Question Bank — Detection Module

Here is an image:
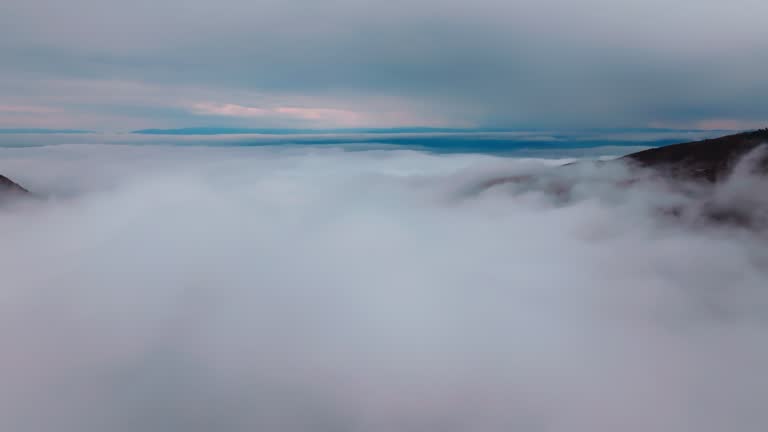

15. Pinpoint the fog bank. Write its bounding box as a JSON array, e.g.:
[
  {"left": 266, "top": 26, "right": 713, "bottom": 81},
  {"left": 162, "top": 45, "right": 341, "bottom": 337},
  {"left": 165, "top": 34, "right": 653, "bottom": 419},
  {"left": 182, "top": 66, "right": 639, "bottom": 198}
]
[{"left": 1, "top": 144, "right": 767, "bottom": 432}]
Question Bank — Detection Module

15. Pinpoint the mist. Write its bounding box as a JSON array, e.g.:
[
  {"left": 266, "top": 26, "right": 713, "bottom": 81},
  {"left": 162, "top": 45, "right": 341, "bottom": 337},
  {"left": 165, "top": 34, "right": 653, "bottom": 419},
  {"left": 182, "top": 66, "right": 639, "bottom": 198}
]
[{"left": 1, "top": 144, "right": 768, "bottom": 432}]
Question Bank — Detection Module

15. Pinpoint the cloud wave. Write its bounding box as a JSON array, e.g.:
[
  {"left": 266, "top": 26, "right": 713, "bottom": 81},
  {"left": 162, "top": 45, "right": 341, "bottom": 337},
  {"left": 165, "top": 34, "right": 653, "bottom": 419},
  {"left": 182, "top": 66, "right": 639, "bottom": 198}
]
[{"left": 1, "top": 144, "right": 768, "bottom": 431}]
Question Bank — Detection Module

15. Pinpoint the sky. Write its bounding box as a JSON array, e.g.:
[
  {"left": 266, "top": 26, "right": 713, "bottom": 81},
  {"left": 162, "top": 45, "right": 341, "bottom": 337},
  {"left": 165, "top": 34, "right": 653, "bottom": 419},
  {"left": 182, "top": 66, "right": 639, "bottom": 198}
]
[
  {"left": 5, "top": 3, "right": 768, "bottom": 428},
  {"left": 2, "top": 0, "right": 768, "bottom": 130}
]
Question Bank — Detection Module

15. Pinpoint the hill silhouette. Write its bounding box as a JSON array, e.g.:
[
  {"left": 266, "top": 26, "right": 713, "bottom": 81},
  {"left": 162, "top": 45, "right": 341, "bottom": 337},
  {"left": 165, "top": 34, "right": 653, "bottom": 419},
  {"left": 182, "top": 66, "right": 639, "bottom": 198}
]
[
  {"left": 0, "top": 174, "right": 30, "bottom": 203},
  {"left": 475, "top": 129, "right": 768, "bottom": 227},
  {"left": 622, "top": 128, "right": 768, "bottom": 181}
]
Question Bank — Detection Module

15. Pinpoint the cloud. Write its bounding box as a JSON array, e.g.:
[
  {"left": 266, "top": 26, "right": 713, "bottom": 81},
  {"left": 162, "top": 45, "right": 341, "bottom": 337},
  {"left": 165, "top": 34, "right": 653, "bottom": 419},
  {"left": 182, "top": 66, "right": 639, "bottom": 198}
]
[
  {"left": 0, "top": 105, "right": 67, "bottom": 128},
  {"left": 0, "top": 105, "right": 60, "bottom": 114},
  {"left": 0, "top": 77, "right": 463, "bottom": 129},
  {"left": 1, "top": 0, "right": 767, "bottom": 128},
  {"left": 190, "top": 103, "right": 270, "bottom": 117},
  {"left": 649, "top": 119, "right": 768, "bottom": 132},
  {"left": 190, "top": 102, "right": 364, "bottom": 126},
  {"left": 1, "top": 143, "right": 768, "bottom": 431}
]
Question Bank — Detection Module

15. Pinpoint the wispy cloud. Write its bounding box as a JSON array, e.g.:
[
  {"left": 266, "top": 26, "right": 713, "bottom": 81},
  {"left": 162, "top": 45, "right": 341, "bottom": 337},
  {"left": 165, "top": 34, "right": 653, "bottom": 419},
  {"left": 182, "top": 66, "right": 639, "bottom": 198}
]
[
  {"left": 649, "top": 119, "right": 768, "bottom": 131},
  {"left": 190, "top": 102, "right": 363, "bottom": 126},
  {"left": 0, "top": 105, "right": 60, "bottom": 114}
]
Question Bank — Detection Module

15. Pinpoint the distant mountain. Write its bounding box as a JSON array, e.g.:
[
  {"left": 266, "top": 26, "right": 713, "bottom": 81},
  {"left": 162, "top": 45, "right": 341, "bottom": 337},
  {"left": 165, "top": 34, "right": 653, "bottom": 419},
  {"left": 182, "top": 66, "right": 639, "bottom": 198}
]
[
  {"left": 622, "top": 128, "right": 768, "bottom": 182},
  {"left": 478, "top": 129, "right": 768, "bottom": 227},
  {"left": 482, "top": 129, "right": 768, "bottom": 185}
]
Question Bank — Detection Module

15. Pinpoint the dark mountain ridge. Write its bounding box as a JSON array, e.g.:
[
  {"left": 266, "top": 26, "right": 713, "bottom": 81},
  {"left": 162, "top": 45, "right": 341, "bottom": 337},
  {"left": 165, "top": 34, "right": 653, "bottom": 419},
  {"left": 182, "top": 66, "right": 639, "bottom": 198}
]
[
  {"left": 477, "top": 129, "right": 768, "bottom": 228},
  {"left": 479, "top": 129, "right": 768, "bottom": 189},
  {"left": 622, "top": 128, "right": 768, "bottom": 182},
  {"left": 2, "top": 129, "right": 767, "bottom": 224},
  {"left": 0, "top": 174, "right": 30, "bottom": 205}
]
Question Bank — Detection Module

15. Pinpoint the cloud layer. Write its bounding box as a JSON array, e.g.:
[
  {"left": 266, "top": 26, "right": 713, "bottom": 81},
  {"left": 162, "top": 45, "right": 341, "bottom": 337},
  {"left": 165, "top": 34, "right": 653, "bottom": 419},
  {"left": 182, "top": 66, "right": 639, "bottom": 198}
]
[
  {"left": 1, "top": 144, "right": 768, "bottom": 431},
  {"left": 1, "top": 0, "right": 768, "bottom": 129}
]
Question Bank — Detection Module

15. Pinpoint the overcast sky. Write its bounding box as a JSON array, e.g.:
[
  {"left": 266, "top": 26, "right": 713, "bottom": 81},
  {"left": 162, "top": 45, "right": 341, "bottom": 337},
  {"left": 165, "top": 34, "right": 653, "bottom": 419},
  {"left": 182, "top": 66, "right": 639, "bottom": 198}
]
[{"left": 2, "top": 0, "right": 768, "bottom": 130}]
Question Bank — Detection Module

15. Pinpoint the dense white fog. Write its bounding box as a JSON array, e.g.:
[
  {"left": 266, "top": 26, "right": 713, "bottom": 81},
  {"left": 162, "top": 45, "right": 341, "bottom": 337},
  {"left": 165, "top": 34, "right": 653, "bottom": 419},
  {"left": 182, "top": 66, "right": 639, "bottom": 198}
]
[{"left": 1, "top": 144, "right": 768, "bottom": 432}]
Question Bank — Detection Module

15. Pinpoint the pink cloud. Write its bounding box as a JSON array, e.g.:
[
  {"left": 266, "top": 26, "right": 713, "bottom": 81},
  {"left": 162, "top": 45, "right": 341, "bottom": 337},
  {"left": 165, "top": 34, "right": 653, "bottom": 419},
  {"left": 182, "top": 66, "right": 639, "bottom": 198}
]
[
  {"left": 0, "top": 105, "right": 61, "bottom": 114},
  {"left": 188, "top": 101, "right": 469, "bottom": 128},
  {"left": 190, "top": 103, "right": 270, "bottom": 118},
  {"left": 190, "top": 102, "right": 363, "bottom": 126},
  {"left": 274, "top": 107, "right": 362, "bottom": 124}
]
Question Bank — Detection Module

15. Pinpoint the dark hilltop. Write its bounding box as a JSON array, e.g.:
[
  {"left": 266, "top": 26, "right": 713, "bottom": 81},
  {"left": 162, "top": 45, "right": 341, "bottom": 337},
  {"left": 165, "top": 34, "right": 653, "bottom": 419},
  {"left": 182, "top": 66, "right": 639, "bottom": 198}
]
[
  {"left": 478, "top": 129, "right": 768, "bottom": 189},
  {"left": 477, "top": 129, "right": 768, "bottom": 228},
  {"left": 0, "top": 174, "right": 29, "bottom": 203},
  {"left": 622, "top": 128, "right": 768, "bottom": 182}
]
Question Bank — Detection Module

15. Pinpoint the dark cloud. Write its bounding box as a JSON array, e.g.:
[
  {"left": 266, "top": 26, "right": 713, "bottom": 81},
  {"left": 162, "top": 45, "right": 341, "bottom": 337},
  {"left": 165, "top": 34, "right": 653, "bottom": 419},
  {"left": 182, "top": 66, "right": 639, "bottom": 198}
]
[{"left": 1, "top": 0, "right": 767, "bottom": 128}]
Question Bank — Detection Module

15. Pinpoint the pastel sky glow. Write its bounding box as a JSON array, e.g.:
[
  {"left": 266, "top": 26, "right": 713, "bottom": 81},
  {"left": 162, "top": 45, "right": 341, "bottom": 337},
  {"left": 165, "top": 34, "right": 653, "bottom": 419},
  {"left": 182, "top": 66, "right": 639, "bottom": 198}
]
[{"left": 1, "top": 0, "right": 767, "bottom": 130}]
